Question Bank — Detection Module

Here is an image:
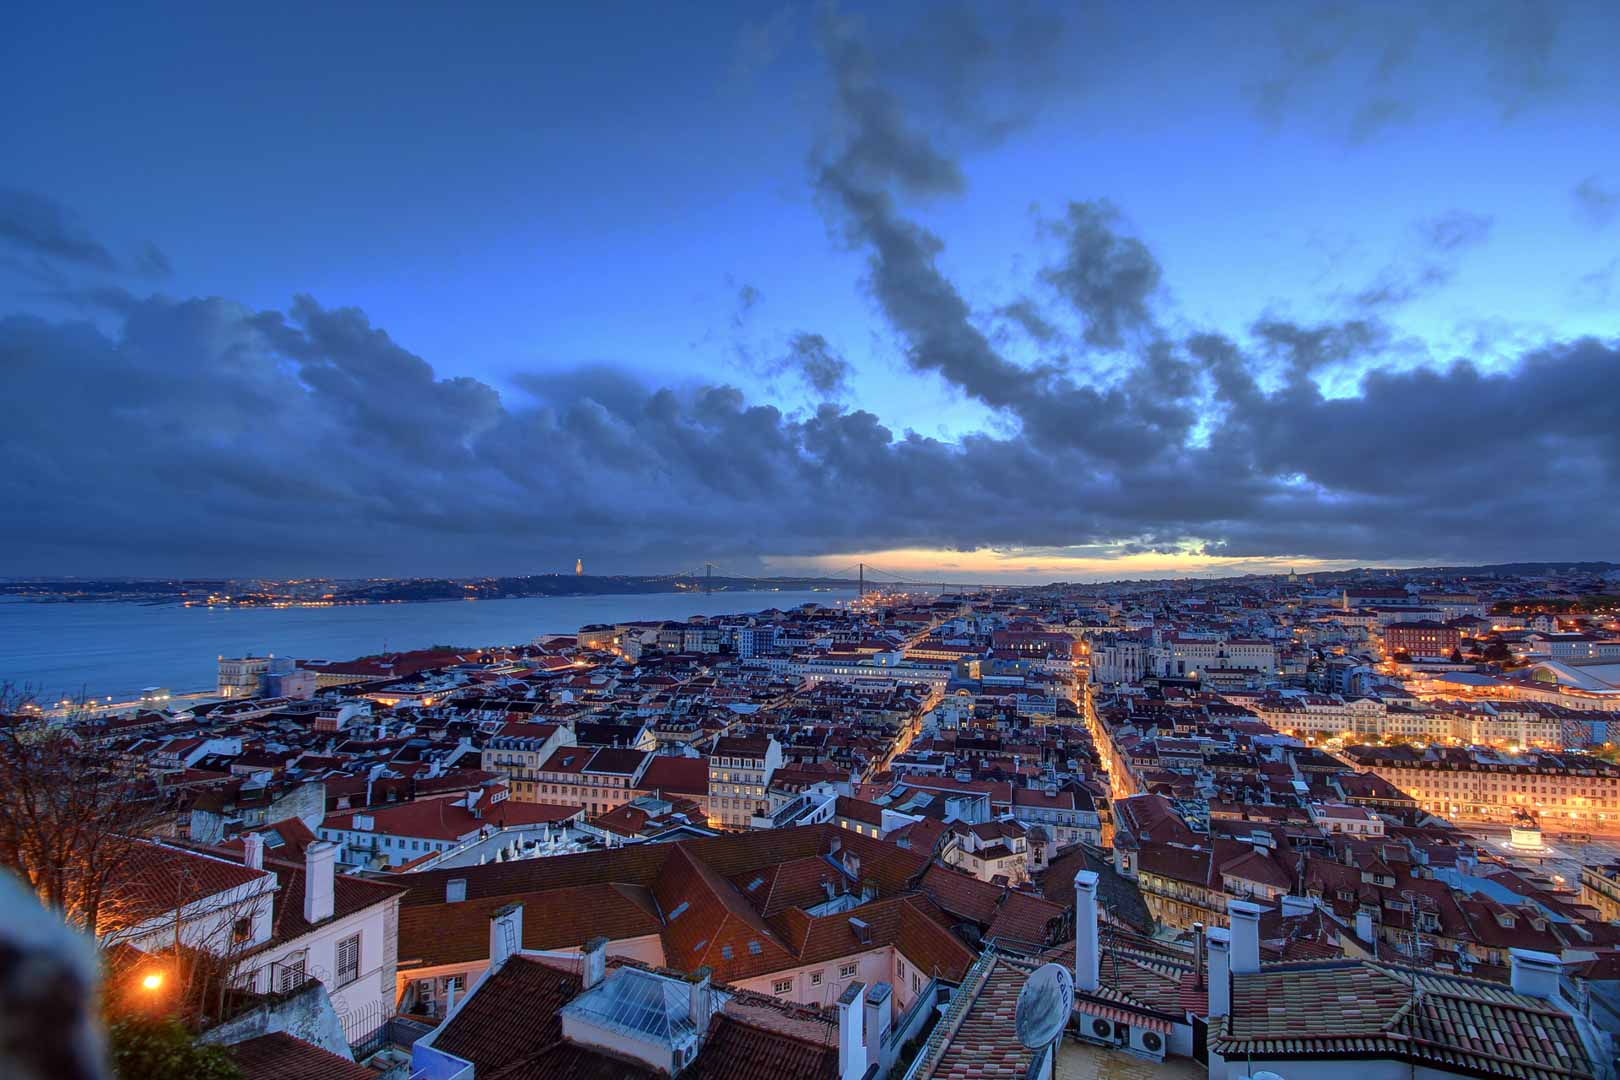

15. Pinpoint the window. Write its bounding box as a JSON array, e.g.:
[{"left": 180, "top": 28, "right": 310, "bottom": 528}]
[
  {"left": 233, "top": 917, "right": 253, "bottom": 944},
  {"left": 773, "top": 978, "right": 794, "bottom": 995},
  {"left": 336, "top": 933, "right": 360, "bottom": 986},
  {"left": 840, "top": 963, "right": 857, "bottom": 978},
  {"left": 912, "top": 972, "right": 921, "bottom": 992},
  {"left": 278, "top": 955, "right": 306, "bottom": 992},
  {"left": 810, "top": 970, "right": 823, "bottom": 986}
]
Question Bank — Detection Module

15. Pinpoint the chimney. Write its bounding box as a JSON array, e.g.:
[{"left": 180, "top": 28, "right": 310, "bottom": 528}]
[
  {"left": 583, "top": 935, "right": 608, "bottom": 990},
  {"left": 864, "top": 981, "right": 893, "bottom": 1071},
  {"left": 837, "top": 980, "right": 867, "bottom": 1080},
  {"left": 688, "top": 966, "right": 713, "bottom": 1032},
  {"left": 1074, "top": 869, "right": 1100, "bottom": 992},
  {"left": 489, "top": 901, "right": 523, "bottom": 971},
  {"left": 242, "top": 833, "right": 264, "bottom": 870},
  {"left": 1228, "top": 898, "right": 1263, "bottom": 975},
  {"left": 1206, "top": 927, "right": 1231, "bottom": 1018},
  {"left": 303, "top": 841, "right": 336, "bottom": 924},
  {"left": 1510, "top": 948, "right": 1563, "bottom": 1001},
  {"left": 1192, "top": 922, "right": 1206, "bottom": 990}
]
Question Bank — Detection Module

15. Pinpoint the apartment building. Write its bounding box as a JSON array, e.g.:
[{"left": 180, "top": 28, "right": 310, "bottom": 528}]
[
  {"left": 708, "top": 735, "right": 782, "bottom": 830},
  {"left": 480, "top": 721, "right": 575, "bottom": 802},
  {"left": 1342, "top": 744, "right": 1620, "bottom": 829}
]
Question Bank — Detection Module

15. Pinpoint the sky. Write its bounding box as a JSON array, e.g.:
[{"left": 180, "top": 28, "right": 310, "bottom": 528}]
[{"left": 2, "top": 1, "right": 1619, "bottom": 583}]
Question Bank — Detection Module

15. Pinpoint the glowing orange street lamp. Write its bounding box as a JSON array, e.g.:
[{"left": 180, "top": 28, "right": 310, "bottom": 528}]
[{"left": 141, "top": 972, "right": 164, "bottom": 992}]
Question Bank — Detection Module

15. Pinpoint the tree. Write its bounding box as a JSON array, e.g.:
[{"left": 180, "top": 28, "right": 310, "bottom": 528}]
[
  {"left": 0, "top": 684, "right": 167, "bottom": 937},
  {"left": 105, "top": 1017, "right": 239, "bottom": 1080}
]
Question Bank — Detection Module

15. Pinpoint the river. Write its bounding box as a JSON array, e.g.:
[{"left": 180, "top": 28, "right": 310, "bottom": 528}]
[{"left": 0, "top": 589, "right": 856, "bottom": 703}]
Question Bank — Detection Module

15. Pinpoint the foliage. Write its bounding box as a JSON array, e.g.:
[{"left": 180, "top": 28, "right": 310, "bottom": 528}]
[{"left": 105, "top": 1017, "right": 239, "bottom": 1080}]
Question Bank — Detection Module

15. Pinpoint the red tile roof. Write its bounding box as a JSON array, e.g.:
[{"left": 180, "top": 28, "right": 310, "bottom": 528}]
[
  {"left": 322, "top": 793, "right": 577, "bottom": 842},
  {"left": 100, "top": 840, "right": 272, "bottom": 933},
  {"left": 1216, "top": 960, "right": 1598, "bottom": 1080},
  {"left": 228, "top": 1032, "right": 374, "bottom": 1080},
  {"left": 397, "top": 883, "right": 662, "bottom": 969}
]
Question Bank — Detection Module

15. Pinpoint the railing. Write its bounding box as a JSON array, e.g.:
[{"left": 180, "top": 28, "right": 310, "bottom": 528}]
[
  {"left": 886, "top": 975, "right": 948, "bottom": 1066},
  {"left": 903, "top": 951, "right": 995, "bottom": 1080}
]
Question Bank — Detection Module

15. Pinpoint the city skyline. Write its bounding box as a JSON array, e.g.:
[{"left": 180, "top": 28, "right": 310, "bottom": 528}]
[{"left": 5, "top": 3, "right": 1620, "bottom": 580}]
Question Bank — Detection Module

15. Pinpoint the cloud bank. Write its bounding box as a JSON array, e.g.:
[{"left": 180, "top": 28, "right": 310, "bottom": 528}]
[{"left": 3, "top": 4, "right": 1617, "bottom": 578}]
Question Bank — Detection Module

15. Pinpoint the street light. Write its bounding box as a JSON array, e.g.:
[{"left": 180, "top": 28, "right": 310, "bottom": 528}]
[{"left": 141, "top": 972, "right": 163, "bottom": 992}]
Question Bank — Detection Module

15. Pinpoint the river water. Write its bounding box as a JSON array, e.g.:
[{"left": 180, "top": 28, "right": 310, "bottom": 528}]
[{"left": 0, "top": 589, "right": 855, "bottom": 702}]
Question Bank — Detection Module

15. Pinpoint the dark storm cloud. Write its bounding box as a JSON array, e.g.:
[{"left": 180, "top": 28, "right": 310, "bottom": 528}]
[
  {"left": 995, "top": 299, "right": 1059, "bottom": 344},
  {"left": 1575, "top": 176, "right": 1620, "bottom": 227},
  {"left": 1245, "top": 1, "right": 1587, "bottom": 142},
  {"left": 1352, "top": 211, "right": 1494, "bottom": 310},
  {"left": 778, "top": 332, "right": 852, "bottom": 398},
  {"left": 0, "top": 188, "right": 119, "bottom": 271},
  {"left": 0, "top": 188, "right": 173, "bottom": 280},
  {"left": 1039, "top": 201, "right": 1162, "bottom": 349},
  {"left": 4, "top": 286, "right": 1619, "bottom": 575}
]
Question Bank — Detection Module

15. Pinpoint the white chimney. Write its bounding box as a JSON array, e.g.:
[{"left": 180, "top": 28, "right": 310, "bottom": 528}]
[
  {"left": 303, "top": 841, "right": 336, "bottom": 924},
  {"left": 1355, "top": 909, "right": 1375, "bottom": 947},
  {"left": 1228, "top": 898, "right": 1264, "bottom": 975},
  {"left": 241, "top": 833, "right": 264, "bottom": 870},
  {"left": 863, "top": 981, "right": 893, "bottom": 1072},
  {"left": 583, "top": 935, "right": 607, "bottom": 990},
  {"left": 489, "top": 901, "right": 523, "bottom": 971},
  {"left": 1510, "top": 948, "right": 1563, "bottom": 1000},
  {"left": 1074, "top": 869, "right": 1101, "bottom": 992},
  {"left": 688, "top": 966, "right": 712, "bottom": 1032},
  {"left": 1206, "top": 927, "right": 1231, "bottom": 1018},
  {"left": 837, "top": 981, "right": 867, "bottom": 1080},
  {"left": 1193, "top": 922, "right": 1205, "bottom": 990}
]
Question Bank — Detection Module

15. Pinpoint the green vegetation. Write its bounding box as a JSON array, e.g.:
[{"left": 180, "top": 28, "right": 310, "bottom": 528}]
[{"left": 106, "top": 1017, "right": 239, "bottom": 1080}]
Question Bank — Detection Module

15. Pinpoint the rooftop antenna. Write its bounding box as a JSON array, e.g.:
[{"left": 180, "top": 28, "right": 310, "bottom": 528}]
[{"left": 1015, "top": 962, "right": 1074, "bottom": 1062}]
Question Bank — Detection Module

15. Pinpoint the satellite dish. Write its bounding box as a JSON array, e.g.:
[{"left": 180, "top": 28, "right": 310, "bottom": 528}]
[{"left": 1014, "top": 962, "right": 1074, "bottom": 1049}]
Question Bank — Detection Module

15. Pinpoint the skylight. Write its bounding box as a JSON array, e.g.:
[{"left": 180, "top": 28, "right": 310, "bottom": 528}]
[
  {"left": 562, "top": 968, "right": 697, "bottom": 1044},
  {"left": 667, "top": 901, "right": 689, "bottom": 921},
  {"left": 747, "top": 940, "right": 762, "bottom": 955}
]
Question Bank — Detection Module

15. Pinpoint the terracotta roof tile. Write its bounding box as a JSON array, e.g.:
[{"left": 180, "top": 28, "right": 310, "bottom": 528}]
[{"left": 228, "top": 1032, "right": 373, "bottom": 1080}]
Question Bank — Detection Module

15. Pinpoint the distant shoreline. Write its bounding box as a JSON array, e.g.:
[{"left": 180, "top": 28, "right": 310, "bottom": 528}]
[{"left": 0, "top": 576, "right": 876, "bottom": 609}]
